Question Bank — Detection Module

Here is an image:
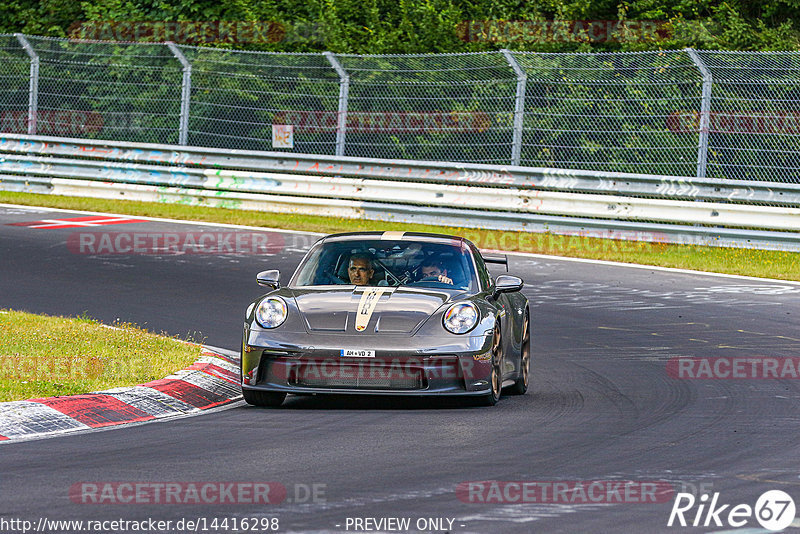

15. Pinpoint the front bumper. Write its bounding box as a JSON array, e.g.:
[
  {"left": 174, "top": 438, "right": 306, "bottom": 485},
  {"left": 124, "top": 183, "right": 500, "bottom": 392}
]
[{"left": 242, "top": 326, "right": 494, "bottom": 396}]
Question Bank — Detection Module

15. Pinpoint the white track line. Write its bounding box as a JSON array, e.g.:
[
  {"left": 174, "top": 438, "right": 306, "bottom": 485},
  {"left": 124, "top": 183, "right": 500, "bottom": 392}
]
[
  {"left": 2, "top": 202, "right": 797, "bottom": 285},
  {"left": 0, "top": 202, "right": 326, "bottom": 236},
  {"left": 485, "top": 249, "right": 800, "bottom": 286}
]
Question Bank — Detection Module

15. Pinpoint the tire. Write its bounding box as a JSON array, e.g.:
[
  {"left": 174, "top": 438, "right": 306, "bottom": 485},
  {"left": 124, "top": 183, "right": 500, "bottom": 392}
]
[
  {"left": 480, "top": 324, "right": 503, "bottom": 406},
  {"left": 508, "top": 311, "right": 530, "bottom": 396},
  {"left": 242, "top": 388, "right": 286, "bottom": 407}
]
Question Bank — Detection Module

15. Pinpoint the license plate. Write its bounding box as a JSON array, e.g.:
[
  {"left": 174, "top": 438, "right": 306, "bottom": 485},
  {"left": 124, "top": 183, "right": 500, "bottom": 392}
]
[{"left": 340, "top": 349, "right": 375, "bottom": 358}]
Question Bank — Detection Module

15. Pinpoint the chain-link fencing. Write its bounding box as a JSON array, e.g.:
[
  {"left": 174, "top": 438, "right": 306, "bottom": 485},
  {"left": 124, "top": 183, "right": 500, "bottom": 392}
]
[{"left": 0, "top": 34, "right": 798, "bottom": 182}]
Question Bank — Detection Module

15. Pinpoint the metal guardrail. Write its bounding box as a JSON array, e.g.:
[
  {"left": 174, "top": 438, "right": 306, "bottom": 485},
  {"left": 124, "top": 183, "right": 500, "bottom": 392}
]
[
  {"left": 3, "top": 134, "right": 800, "bottom": 204},
  {"left": 0, "top": 133, "right": 798, "bottom": 251}
]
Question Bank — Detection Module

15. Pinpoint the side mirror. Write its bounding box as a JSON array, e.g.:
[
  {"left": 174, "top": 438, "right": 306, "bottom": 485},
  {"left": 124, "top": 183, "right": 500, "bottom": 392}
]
[
  {"left": 493, "top": 275, "right": 523, "bottom": 297},
  {"left": 256, "top": 269, "right": 280, "bottom": 290}
]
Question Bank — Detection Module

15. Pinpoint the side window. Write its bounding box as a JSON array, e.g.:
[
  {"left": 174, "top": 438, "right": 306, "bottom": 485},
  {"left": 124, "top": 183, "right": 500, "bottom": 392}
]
[
  {"left": 469, "top": 244, "right": 491, "bottom": 291},
  {"left": 292, "top": 245, "right": 323, "bottom": 286}
]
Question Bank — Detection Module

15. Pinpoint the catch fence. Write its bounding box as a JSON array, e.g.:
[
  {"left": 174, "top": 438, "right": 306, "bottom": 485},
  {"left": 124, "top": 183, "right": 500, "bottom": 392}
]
[{"left": 1, "top": 34, "right": 798, "bottom": 182}]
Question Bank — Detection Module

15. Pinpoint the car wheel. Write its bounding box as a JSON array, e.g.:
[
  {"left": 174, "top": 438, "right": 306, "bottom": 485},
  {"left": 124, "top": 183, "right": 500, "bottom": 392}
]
[
  {"left": 508, "top": 311, "right": 530, "bottom": 395},
  {"left": 243, "top": 388, "right": 286, "bottom": 407},
  {"left": 481, "top": 324, "right": 503, "bottom": 406}
]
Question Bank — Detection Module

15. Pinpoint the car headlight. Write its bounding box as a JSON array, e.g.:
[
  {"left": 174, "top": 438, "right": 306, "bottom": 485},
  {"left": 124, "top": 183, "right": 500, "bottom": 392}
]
[
  {"left": 254, "top": 297, "right": 288, "bottom": 329},
  {"left": 443, "top": 302, "right": 479, "bottom": 334}
]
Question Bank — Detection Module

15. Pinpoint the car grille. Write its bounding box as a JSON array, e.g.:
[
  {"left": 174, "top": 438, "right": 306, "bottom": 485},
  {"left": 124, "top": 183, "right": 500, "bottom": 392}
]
[{"left": 291, "top": 361, "right": 424, "bottom": 390}]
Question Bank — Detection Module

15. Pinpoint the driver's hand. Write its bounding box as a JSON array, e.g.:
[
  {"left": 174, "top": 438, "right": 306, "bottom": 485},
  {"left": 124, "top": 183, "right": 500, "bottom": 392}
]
[{"left": 438, "top": 275, "right": 453, "bottom": 285}]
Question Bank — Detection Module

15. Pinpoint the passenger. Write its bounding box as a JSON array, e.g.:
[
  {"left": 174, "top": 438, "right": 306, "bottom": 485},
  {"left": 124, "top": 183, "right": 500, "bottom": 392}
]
[{"left": 418, "top": 259, "right": 453, "bottom": 285}]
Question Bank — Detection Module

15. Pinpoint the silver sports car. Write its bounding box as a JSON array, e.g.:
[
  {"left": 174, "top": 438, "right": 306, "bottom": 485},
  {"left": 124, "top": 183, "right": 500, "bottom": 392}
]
[{"left": 241, "top": 231, "right": 530, "bottom": 407}]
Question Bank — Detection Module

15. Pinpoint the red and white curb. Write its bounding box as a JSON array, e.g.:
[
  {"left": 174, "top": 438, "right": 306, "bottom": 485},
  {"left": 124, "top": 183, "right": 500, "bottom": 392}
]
[{"left": 0, "top": 346, "right": 241, "bottom": 443}]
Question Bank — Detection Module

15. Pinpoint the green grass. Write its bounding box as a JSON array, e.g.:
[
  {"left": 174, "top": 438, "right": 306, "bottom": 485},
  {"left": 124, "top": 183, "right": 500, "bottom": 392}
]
[
  {"left": 1, "top": 190, "right": 799, "bottom": 281},
  {"left": 0, "top": 309, "right": 202, "bottom": 402}
]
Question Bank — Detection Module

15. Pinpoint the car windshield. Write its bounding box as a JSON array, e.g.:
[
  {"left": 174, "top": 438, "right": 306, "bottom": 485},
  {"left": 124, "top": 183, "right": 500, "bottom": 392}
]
[{"left": 291, "top": 239, "right": 477, "bottom": 291}]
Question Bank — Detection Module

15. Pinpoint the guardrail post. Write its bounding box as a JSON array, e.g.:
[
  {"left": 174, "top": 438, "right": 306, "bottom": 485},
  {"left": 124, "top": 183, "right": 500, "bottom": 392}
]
[
  {"left": 15, "top": 34, "right": 39, "bottom": 136},
  {"left": 686, "top": 48, "right": 712, "bottom": 179},
  {"left": 501, "top": 49, "right": 527, "bottom": 167},
  {"left": 166, "top": 42, "right": 192, "bottom": 146},
  {"left": 324, "top": 52, "right": 349, "bottom": 157}
]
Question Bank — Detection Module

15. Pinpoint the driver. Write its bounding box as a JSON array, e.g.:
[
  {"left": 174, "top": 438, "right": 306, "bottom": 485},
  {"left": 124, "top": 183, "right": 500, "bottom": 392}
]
[
  {"left": 418, "top": 259, "right": 453, "bottom": 285},
  {"left": 348, "top": 253, "right": 375, "bottom": 286}
]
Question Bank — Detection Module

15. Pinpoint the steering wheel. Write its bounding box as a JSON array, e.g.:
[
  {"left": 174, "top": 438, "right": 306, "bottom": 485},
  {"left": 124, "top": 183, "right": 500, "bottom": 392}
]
[{"left": 407, "top": 276, "right": 456, "bottom": 288}]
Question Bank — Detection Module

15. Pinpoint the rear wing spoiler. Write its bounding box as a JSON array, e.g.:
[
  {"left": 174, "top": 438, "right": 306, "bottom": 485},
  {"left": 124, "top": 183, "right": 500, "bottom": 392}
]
[{"left": 482, "top": 254, "right": 509, "bottom": 272}]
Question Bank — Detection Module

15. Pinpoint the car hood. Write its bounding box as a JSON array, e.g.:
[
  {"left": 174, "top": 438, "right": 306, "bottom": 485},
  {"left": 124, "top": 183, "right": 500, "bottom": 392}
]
[{"left": 286, "top": 286, "right": 460, "bottom": 334}]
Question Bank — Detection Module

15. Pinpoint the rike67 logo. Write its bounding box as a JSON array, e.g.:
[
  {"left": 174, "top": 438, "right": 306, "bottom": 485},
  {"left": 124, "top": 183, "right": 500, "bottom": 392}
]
[{"left": 668, "top": 490, "right": 796, "bottom": 531}]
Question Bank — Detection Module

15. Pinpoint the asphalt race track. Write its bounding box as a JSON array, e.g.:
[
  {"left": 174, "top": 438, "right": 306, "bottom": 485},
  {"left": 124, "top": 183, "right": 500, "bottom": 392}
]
[{"left": 1, "top": 203, "right": 800, "bottom": 533}]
